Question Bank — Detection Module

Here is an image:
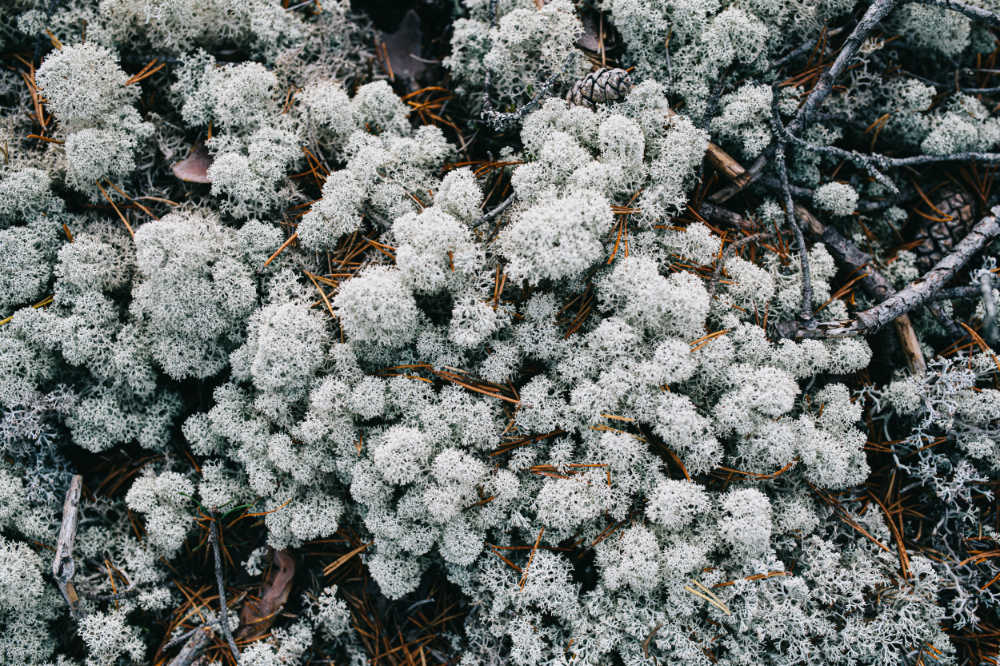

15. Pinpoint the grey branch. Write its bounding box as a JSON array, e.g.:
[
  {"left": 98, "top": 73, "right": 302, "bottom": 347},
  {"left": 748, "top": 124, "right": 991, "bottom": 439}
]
[
  {"left": 473, "top": 194, "right": 515, "bottom": 228},
  {"left": 53, "top": 474, "right": 83, "bottom": 618},
  {"left": 773, "top": 132, "right": 815, "bottom": 325},
  {"left": 981, "top": 271, "right": 999, "bottom": 348},
  {"left": 698, "top": 201, "right": 760, "bottom": 231},
  {"left": 910, "top": 0, "right": 1000, "bottom": 29},
  {"left": 776, "top": 209, "right": 1000, "bottom": 340},
  {"left": 787, "top": 0, "right": 900, "bottom": 136},
  {"left": 210, "top": 515, "right": 241, "bottom": 664},
  {"left": 791, "top": 204, "right": 927, "bottom": 374},
  {"left": 166, "top": 626, "right": 214, "bottom": 666},
  {"left": 699, "top": 121, "right": 928, "bottom": 373}
]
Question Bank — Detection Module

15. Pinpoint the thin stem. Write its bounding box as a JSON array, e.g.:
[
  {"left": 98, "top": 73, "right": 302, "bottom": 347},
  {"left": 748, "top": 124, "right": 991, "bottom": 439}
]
[{"left": 210, "top": 515, "right": 240, "bottom": 664}]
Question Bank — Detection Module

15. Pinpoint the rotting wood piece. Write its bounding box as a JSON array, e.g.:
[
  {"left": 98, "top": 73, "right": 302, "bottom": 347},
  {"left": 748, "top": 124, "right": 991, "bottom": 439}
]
[{"left": 53, "top": 474, "right": 83, "bottom": 618}]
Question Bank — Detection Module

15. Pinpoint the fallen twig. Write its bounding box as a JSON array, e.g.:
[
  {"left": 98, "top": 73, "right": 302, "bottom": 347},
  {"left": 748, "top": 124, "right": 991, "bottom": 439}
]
[
  {"left": 772, "top": 114, "right": 815, "bottom": 326},
  {"left": 473, "top": 194, "right": 515, "bottom": 228},
  {"left": 209, "top": 515, "right": 241, "bottom": 664},
  {"left": 53, "top": 474, "right": 83, "bottom": 618},
  {"left": 776, "top": 209, "right": 1000, "bottom": 340},
  {"left": 166, "top": 626, "right": 214, "bottom": 666},
  {"left": 711, "top": 0, "right": 900, "bottom": 203}
]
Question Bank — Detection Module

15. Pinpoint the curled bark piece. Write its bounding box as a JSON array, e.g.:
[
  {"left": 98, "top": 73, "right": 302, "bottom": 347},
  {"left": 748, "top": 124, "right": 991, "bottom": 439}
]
[{"left": 52, "top": 474, "right": 83, "bottom": 618}]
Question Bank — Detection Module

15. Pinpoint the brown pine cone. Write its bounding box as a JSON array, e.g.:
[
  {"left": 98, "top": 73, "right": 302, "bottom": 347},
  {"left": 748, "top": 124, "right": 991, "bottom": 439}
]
[
  {"left": 566, "top": 67, "right": 633, "bottom": 109},
  {"left": 912, "top": 185, "right": 978, "bottom": 272}
]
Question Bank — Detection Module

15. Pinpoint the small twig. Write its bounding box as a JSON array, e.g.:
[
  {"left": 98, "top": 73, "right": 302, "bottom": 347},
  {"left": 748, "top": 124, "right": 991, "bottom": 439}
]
[
  {"left": 697, "top": 201, "right": 760, "bottom": 231},
  {"left": 771, "top": 107, "right": 898, "bottom": 194},
  {"left": 53, "top": 474, "right": 83, "bottom": 618},
  {"left": 910, "top": 0, "right": 1000, "bottom": 29},
  {"left": 793, "top": 204, "right": 927, "bottom": 373},
  {"left": 480, "top": 0, "right": 576, "bottom": 131},
  {"left": 209, "top": 514, "right": 240, "bottom": 664},
  {"left": 473, "top": 194, "right": 515, "bottom": 228},
  {"left": 711, "top": 0, "right": 900, "bottom": 203},
  {"left": 981, "top": 271, "right": 999, "bottom": 348},
  {"left": 772, "top": 126, "right": 814, "bottom": 326},
  {"left": 166, "top": 626, "right": 214, "bottom": 666},
  {"left": 86, "top": 584, "right": 143, "bottom": 602},
  {"left": 776, "top": 209, "right": 1000, "bottom": 340}
]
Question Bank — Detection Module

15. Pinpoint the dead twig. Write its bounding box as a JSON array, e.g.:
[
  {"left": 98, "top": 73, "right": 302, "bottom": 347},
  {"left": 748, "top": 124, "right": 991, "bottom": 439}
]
[
  {"left": 911, "top": 0, "right": 1000, "bottom": 29},
  {"left": 53, "top": 474, "right": 83, "bottom": 618},
  {"left": 166, "top": 626, "right": 214, "bottom": 666},
  {"left": 776, "top": 209, "right": 1000, "bottom": 340},
  {"left": 209, "top": 515, "right": 241, "bottom": 663},
  {"left": 480, "top": 0, "right": 576, "bottom": 131},
  {"left": 711, "top": 0, "right": 900, "bottom": 203},
  {"left": 472, "top": 194, "right": 515, "bottom": 228},
  {"left": 772, "top": 121, "right": 815, "bottom": 326}
]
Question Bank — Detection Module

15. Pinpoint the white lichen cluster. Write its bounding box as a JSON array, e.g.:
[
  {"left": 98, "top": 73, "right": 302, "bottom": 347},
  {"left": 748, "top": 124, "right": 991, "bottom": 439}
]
[{"left": 0, "top": 0, "right": 998, "bottom": 664}]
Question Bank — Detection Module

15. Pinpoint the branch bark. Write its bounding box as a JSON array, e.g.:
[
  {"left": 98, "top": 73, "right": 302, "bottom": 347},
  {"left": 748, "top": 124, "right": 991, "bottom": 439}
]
[
  {"left": 52, "top": 474, "right": 83, "bottom": 618},
  {"left": 711, "top": 0, "right": 900, "bottom": 203},
  {"left": 166, "top": 626, "right": 213, "bottom": 666},
  {"left": 776, "top": 209, "right": 1000, "bottom": 341},
  {"left": 791, "top": 205, "right": 928, "bottom": 374},
  {"left": 910, "top": 0, "right": 1000, "bottom": 29},
  {"left": 209, "top": 516, "right": 241, "bottom": 664}
]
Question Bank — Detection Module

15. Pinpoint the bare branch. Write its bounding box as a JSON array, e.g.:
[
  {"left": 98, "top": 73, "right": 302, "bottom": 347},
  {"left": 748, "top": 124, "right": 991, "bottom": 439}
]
[
  {"left": 711, "top": 0, "right": 900, "bottom": 203},
  {"left": 53, "top": 474, "right": 83, "bottom": 618},
  {"left": 698, "top": 201, "right": 760, "bottom": 231},
  {"left": 773, "top": 127, "right": 815, "bottom": 325},
  {"left": 166, "top": 626, "right": 213, "bottom": 666},
  {"left": 473, "top": 194, "right": 515, "bottom": 228},
  {"left": 909, "top": 0, "right": 1000, "bottom": 29},
  {"left": 209, "top": 515, "right": 241, "bottom": 664},
  {"left": 776, "top": 209, "right": 1000, "bottom": 340}
]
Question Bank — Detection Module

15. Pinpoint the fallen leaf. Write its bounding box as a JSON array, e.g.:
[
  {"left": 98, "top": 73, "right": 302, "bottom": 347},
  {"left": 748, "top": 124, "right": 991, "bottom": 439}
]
[
  {"left": 236, "top": 549, "right": 295, "bottom": 641},
  {"left": 172, "top": 143, "right": 212, "bottom": 183}
]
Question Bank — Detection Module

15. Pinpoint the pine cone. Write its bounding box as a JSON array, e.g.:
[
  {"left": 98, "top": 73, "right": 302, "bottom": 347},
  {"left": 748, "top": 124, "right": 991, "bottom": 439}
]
[
  {"left": 566, "top": 68, "right": 633, "bottom": 109},
  {"left": 912, "top": 185, "right": 978, "bottom": 272}
]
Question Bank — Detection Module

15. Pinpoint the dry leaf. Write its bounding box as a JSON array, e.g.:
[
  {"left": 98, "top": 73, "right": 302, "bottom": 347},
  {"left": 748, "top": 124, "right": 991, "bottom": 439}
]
[
  {"left": 236, "top": 549, "right": 295, "bottom": 641},
  {"left": 172, "top": 143, "right": 212, "bottom": 183}
]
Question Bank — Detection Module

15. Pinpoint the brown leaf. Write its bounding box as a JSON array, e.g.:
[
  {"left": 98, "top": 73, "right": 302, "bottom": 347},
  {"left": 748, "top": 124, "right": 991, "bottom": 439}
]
[
  {"left": 172, "top": 143, "right": 212, "bottom": 183},
  {"left": 236, "top": 549, "right": 295, "bottom": 641}
]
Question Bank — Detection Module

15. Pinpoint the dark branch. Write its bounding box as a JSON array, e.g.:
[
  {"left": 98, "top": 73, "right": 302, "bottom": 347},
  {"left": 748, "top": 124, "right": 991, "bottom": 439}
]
[
  {"left": 210, "top": 515, "right": 241, "bottom": 664},
  {"left": 910, "top": 0, "right": 1000, "bottom": 29},
  {"left": 772, "top": 111, "right": 815, "bottom": 325},
  {"left": 711, "top": 0, "right": 900, "bottom": 203}
]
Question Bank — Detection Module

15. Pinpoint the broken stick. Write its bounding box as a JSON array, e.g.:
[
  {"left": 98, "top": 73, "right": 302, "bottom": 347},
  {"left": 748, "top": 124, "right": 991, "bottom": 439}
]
[{"left": 53, "top": 474, "right": 83, "bottom": 618}]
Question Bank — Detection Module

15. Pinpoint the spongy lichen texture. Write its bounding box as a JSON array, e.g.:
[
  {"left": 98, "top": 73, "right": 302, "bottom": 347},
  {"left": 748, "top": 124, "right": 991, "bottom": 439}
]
[{"left": 0, "top": 0, "right": 999, "bottom": 665}]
